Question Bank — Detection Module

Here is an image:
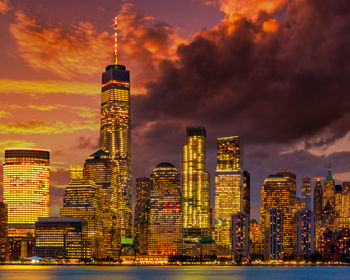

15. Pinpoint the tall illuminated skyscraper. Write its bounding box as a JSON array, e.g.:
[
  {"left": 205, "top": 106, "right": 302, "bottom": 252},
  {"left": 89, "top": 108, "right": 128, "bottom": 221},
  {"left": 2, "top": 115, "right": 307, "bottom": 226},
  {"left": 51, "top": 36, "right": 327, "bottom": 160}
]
[
  {"left": 296, "top": 209, "right": 315, "bottom": 255},
  {"left": 99, "top": 16, "right": 132, "bottom": 242},
  {"left": 260, "top": 173, "right": 295, "bottom": 258},
  {"left": 60, "top": 178, "right": 103, "bottom": 259},
  {"left": 335, "top": 185, "right": 342, "bottom": 217},
  {"left": 148, "top": 163, "right": 182, "bottom": 255},
  {"left": 215, "top": 136, "right": 243, "bottom": 256},
  {"left": 314, "top": 177, "right": 323, "bottom": 219},
  {"left": 3, "top": 149, "right": 50, "bottom": 236},
  {"left": 182, "top": 127, "right": 211, "bottom": 243},
  {"left": 243, "top": 171, "right": 250, "bottom": 215},
  {"left": 324, "top": 168, "right": 335, "bottom": 213},
  {"left": 301, "top": 177, "right": 312, "bottom": 210},
  {"left": 341, "top": 182, "right": 350, "bottom": 218},
  {"left": 135, "top": 177, "right": 152, "bottom": 255}
]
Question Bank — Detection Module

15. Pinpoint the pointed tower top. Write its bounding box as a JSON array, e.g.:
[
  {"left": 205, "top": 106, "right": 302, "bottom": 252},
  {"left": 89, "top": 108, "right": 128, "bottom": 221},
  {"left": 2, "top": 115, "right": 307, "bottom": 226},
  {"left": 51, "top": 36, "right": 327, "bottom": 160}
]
[
  {"left": 317, "top": 176, "right": 320, "bottom": 181},
  {"left": 325, "top": 167, "right": 334, "bottom": 182},
  {"left": 114, "top": 14, "right": 118, "bottom": 66}
]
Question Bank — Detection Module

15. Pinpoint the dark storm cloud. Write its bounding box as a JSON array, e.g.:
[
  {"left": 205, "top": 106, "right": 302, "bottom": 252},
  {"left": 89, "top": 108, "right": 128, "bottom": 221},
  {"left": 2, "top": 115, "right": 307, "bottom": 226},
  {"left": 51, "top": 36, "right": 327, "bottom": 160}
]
[
  {"left": 132, "top": 0, "right": 350, "bottom": 146},
  {"left": 73, "top": 136, "right": 99, "bottom": 150}
]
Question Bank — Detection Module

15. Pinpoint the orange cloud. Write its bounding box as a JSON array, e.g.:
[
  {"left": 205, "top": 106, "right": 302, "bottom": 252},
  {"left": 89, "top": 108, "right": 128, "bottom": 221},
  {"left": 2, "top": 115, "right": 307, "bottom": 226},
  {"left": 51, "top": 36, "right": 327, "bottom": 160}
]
[
  {"left": 0, "top": 120, "right": 98, "bottom": 134},
  {"left": 0, "top": 0, "right": 11, "bottom": 14},
  {"left": 0, "top": 79, "right": 99, "bottom": 96},
  {"left": 218, "top": 0, "right": 287, "bottom": 19},
  {"left": 10, "top": 11, "right": 111, "bottom": 80},
  {"left": 263, "top": 18, "right": 279, "bottom": 32}
]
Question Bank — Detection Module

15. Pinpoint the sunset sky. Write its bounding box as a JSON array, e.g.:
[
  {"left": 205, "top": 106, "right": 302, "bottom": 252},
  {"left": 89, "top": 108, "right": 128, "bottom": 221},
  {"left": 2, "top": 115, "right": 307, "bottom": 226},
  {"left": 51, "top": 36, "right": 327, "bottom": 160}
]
[{"left": 1, "top": 0, "right": 350, "bottom": 219}]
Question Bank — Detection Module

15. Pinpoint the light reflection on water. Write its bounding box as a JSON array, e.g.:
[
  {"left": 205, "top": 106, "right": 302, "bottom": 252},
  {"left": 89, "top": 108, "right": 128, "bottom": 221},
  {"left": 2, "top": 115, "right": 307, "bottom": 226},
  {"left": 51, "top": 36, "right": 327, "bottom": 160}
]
[{"left": 0, "top": 265, "right": 349, "bottom": 280}]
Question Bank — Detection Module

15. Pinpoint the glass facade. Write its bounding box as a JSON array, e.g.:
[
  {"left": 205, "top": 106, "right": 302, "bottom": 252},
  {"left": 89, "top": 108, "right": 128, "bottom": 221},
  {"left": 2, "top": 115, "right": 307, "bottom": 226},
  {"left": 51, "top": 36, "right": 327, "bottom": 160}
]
[
  {"left": 215, "top": 136, "right": 243, "bottom": 256},
  {"left": 301, "top": 177, "right": 312, "bottom": 210},
  {"left": 3, "top": 149, "right": 50, "bottom": 236},
  {"left": 148, "top": 163, "right": 182, "bottom": 255},
  {"left": 314, "top": 177, "right": 323, "bottom": 220},
  {"left": 342, "top": 182, "right": 350, "bottom": 218},
  {"left": 324, "top": 168, "right": 335, "bottom": 213},
  {"left": 59, "top": 179, "right": 103, "bottom": 259},
  {"left": 35, "top": 217, "right": 88, "bottom": 260},
  {"left": 135, "top": 177, "right": 152, "bottom": 255},
  {"left": 231, "top": 212, "right": 249, "bottom": 258},
  {"left": 296, "top": 209, "right": 315, "bottom": 255},
  {"left": 182, "top": 127, "right": 211, "bottom": 242},
  {"left": 100, "top": 64, "right": 132, "bottom": 243}
]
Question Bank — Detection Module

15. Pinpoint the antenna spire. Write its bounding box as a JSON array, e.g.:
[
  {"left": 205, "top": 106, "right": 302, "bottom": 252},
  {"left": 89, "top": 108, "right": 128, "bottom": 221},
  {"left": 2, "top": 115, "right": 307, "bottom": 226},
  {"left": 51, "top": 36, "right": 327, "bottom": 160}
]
[{"left": 114, "top": 14, "right": 118, "bottom": 65}]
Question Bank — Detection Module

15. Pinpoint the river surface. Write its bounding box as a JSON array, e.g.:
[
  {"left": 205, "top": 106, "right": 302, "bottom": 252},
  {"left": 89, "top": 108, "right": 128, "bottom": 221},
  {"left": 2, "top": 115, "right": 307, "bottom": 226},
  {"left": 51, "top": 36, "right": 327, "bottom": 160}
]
[{"left": 0, "top": 265, "right": 349, "bottom": 280}]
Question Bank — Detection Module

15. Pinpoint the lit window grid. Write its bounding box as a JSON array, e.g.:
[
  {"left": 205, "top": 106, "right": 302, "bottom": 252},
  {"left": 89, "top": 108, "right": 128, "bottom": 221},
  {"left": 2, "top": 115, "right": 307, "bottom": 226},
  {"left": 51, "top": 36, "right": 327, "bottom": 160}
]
[
  {"left": 3, "top": 161, "right": 49, "bottom": 225},
  {"left": 342, "top": 183, "right": 350, "bottom": 217}
]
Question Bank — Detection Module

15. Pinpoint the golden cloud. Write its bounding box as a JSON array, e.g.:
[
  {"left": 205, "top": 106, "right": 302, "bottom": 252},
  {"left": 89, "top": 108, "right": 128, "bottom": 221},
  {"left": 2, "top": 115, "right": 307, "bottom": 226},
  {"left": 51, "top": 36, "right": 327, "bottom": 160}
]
[
  {"left": 0, "top": 120, "right": 98, "bottom": 135},
  {"left": 10, "top": 11, "right": 111, "bottom": 79},
  {"left": 0, "top": 139, "right": 35, "bottom": 152},
  {"left": 0, "top": 79, "right": 99, "bottom": 96}
]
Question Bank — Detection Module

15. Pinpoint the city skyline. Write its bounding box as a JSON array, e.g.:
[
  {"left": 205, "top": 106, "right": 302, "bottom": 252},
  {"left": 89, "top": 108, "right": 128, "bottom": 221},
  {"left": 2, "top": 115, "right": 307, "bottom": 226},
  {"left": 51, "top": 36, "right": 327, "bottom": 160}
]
[{"left": 1, "top": 0, "right": 350, "bottom": 223}]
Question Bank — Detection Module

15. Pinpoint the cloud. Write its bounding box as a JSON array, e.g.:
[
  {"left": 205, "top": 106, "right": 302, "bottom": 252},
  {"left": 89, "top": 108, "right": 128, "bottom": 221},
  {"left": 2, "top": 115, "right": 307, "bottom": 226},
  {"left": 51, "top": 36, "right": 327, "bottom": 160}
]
[
  {"left": 0, "top": 0, "right": 11, "bottom": 15},
  {"left": 10, "top": 11, "right": 111, "bottom": 79},
  {"left": 0, "top": 79, "right": 99, "bottom": 96},
  {"left": 0, "top": 110, "right": 10, "bottom": 119},
  {"left": 0, "top": 120, "right": 98, "bottom": 134},
  {"left": 73, "top": 136, "right": 99, "bottom": 150},
  {"left": 0, "top": 139, "right": 35, "bottom": 153}
]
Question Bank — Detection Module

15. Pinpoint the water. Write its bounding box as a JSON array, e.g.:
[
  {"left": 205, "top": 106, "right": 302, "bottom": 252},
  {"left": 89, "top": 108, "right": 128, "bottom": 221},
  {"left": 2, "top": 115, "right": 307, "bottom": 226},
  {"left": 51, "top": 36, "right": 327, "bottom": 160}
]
[{"left": 0, "top": 265, "right": 349, "bottom": 280}]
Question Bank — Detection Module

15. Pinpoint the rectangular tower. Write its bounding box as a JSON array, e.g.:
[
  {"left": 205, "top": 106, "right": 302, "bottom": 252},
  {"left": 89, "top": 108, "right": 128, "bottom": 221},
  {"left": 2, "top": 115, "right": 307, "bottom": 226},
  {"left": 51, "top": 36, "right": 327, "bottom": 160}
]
[
  {"left": 215, "top": 136, "right": 243, "bottom": 256},
  {"left": 296, "top": 209, "right": 316, "bottom": 255},
  {"left": 182, "top": 127, "right": 211, "bottom": 243},
  {"left": 301, "top": 177, "right": 312, "bottom": 210}
]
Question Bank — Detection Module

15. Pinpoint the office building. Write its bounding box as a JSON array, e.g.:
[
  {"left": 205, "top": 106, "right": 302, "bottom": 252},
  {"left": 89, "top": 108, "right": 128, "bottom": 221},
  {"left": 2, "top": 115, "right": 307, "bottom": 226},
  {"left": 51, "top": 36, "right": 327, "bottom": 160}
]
[
  {"left": 0, "top": 202, "right": 8, "bottom": 260},
  {"left": 324, "top": 168, "right": 335, "bottom": 213},
  {"left": 269, "top": 209, "right": 284, "bottom": 260},
  {"left": 296, "top": 209, "right": 316, "bottom": 255},
  {"left": 341, "top": 182, "right": 350, "bottom": 218},
  {"left": 301, "top": 177, "right": 312, "bottom": 210},
  {"left": 314, "top": 177, "right": 323, "bottom": 220},
  {"left": 231, "top": 212, "right": 249, "bottom": 258},
  {"left": 243, "top": 171, "right": 250, "bottom": 215},
  {"left": 335, "top": 185, "right": 342, "bottom": 217}
]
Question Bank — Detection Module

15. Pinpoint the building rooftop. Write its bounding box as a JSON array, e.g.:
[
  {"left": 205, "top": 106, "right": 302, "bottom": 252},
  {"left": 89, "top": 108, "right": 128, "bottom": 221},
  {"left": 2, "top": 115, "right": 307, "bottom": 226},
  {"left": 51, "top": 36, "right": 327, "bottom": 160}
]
[
  {"left": 156, "top": 162, "right": 175, "bottom": 168},
  {"left": 325, "top": 168, "right": 334, "bottom": 182},
  {"left": 89, "top": 149, "right": 109, "bottom": 159}
]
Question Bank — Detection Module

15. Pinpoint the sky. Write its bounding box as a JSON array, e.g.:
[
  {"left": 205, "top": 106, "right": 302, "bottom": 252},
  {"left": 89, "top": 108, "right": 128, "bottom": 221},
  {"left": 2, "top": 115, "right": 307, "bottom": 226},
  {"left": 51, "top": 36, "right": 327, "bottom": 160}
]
[{"left": 1, "top": 0, "right": 350, "bottom": 220}]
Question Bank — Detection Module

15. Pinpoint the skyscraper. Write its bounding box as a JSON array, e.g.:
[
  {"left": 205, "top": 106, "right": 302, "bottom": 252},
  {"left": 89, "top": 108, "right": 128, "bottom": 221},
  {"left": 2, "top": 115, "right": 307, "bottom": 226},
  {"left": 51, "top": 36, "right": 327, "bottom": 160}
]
[
  {"left": 135, "top": 177, "right": 152, "bottom": 255},
  {"left": 335, "top": 185, "right": 342, "bottom": 217},
  {"left": 268, "top": 208, "right": 284, "bottom": 260},
  {"left": 341, "top": 182, "right": 350, "bottom": 218},
  {"left": 296, "top": 209, "right": 316, "bottom": 255},
  {"left": 99, "top": 16, "right": 132, "bottom": 245},
  {"left": 182, "top": 127, "right": 211, "bottom": 242},
  {"left": 301, "top": 177, "right": 312, "bottom": 210},
  {"left": 60, "top": 178, "right": 103, "bottom": 259},
  {"left": 243, "top": 171, "right": 250, "bottom": 215},
  {"left": 0, "top": 202, "right": 8, "bottom": 260},
  {"left": 324, "top": 168, "right": 335, "bottom": 213},
  {"left": 215, "top": 136, "right": 243, "bottom": 256},
  {"left": 148, "top": 163, "right": 182, "bottom": 255},
  {"left": 314, "top": 177, "right": 323, "bottom": 220},
  {"left": 260, "top": 173, "right": 295, "bottom": 258},
  {"left": 3, "top": 149, "right": 50, "bottom": 236},
  {"left": 231, "top": 212, "right": 249, "bottom": 259}
]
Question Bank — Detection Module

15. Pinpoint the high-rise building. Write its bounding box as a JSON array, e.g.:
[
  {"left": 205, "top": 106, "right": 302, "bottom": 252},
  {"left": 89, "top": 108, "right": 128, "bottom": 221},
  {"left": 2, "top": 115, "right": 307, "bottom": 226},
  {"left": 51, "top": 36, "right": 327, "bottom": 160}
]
[
  {"left": 341, "top": 182, "right": 350, "bottom": 218},
  {"left": 35, "top": 217, "right": 89, "bottom": 260},
  {"left": 301, "top": 177, "right": 312, "bottom": 210},
  {"left": 148, "top": 163, "right": 182, "bottom": 255},
  {"left": 268, "top": 208, "right": 284, "bottom": 260},
  {"left": 60, "top": 178, "right": 103, "bottom": 259},
  {"left": 182, "top": 127, "right": 211, "bottom": 242},
  {"left": 260, "top": 173, "right": 295, "bottom": 258},
  {"left": 0, "top": 202, "right": 8, "bottom": 260},
  {"left": 83, "top": 149, "right": 119, "bottom": 258},
  {"left": 324, "top": 168, "right": 335, "bottom": 213},
  {"left": 335, "top": 185, "right": 342, "bottom": 217},
  {"left": 249, "top": 219, "right": 261, "bottom": 255},
  {"left": 215, "top": 136, "right": 243, "bottom": 256},
  {"left": 99, "top": 16, "right": 132, "bottom": 243},
  {"left": 296, "top": 209, "right": 315, "bottom": 255},
  {"left": 231, "top": 212, "right": 249, "bottom": 258},
  {"left": 314, "top": 177, "right": 323, "bottom": 220},
  {"left": 243, "top": 171, "right": 250, "bottom": 215},
  {"left": 70, "top": 165, "right": 83, "bottom": 181},
  {"left": 135, "top": 177, "right": 152, "bottom": 255},
  {"left": 3, "top": 149, "right": 50, "bottom": 236}
]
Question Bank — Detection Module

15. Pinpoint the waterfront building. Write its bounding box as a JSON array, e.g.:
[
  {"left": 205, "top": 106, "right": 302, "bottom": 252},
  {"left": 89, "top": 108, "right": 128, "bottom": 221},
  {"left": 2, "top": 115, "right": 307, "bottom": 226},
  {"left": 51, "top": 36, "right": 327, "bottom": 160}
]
[
  {"left": 301, "top": 177, "right": 312, "bottom": 210},
  {"left": 335, "top": 185, "right": 342, "bottom": 217},
  {"left": 182, "top": 127, "right": 211, "bottom": 243},
  {"left": 59, "top": 178, "right": 102, "bottom": 259},
  {"left": 3, "top": 149, "right": 50, "bottom": 236},
  {"left": 260, "top": 173, "right": 295, "bottom": 258},
  {"left": 314, "top": 177, "right": 323, "bottom": 220},
  {"left": 243, "top": 171, "right": 250, "bottom": 215},
  {"left": 215, "top": 136, "right": 243, "bottom": 256},
  {"left": 148, "top": 163, "right": 182, "bottom": 255},
  {"left": 135, "top": 177, "right": 152, "bottom": 255},
  {"left": 341, "top": 182, "right": 350, "bottom": 218},
  {"left": 0, "top": 202, "right": 8, "bottom": 260},
  {"left": 296, "top": 209, "right": 316, "bottom": 255},
  {"left": 35, "top": 217, "right": 89, "bottom": 260},
  {"left": 324, "top": 168, "right": 335, "bottom": 213},
  {"left": 231, "top": 212, "right": 249, "bottom": 258},
  {"left": 268, "top": 209, "right": 284, "bottom": 260},
  {"left": 249, "top": 219, "right": 261, "bottom": 255},
  {"left": 99, "top": 16, "right": 132, "bottom": 244}
]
